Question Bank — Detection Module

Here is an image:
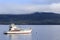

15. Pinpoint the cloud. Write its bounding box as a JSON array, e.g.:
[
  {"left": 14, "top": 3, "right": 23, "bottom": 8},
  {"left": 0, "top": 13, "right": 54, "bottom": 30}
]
[
  {"left": 49, "top": 3, "right": 60, "bottom": 13},
  {"left": 0, "top": 4, "right": 49, "bottom": 14},
  {"left": 0, "top": 3, "right": 60, "bottom": 14}
]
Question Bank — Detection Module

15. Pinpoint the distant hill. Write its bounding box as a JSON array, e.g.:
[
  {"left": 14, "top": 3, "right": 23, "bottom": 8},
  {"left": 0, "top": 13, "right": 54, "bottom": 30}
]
[{"left": 0, "top": 12, "right": 60, "bottom": 25}]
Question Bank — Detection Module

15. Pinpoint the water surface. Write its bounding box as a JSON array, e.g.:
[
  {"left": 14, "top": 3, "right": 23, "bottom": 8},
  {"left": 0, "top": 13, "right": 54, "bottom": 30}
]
[{"left": 0, "top": 25, "right": 60, "bottom": 40}]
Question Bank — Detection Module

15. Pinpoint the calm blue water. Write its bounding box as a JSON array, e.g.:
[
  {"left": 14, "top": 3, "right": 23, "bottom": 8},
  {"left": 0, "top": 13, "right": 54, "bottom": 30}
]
[{"left": 0, "top": 25, "right": 60, "bottom": 40}]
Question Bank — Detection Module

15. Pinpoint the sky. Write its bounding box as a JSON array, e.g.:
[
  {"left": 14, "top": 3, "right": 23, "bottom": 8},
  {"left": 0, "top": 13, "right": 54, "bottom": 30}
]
[{"left": 0, "top": 0, "right": 60, "bottom": 14}]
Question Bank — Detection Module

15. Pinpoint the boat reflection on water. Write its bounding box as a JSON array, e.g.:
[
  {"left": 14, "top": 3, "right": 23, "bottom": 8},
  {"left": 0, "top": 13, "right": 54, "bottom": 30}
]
[{"left": 7, "top": 34, "right": 32, "bottom": 40}]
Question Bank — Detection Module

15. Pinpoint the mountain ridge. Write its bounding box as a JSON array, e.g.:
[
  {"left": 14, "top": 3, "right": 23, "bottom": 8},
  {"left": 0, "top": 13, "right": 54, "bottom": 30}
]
[{"left": 0, "top": 12, "right": 60, "bottom": 25}]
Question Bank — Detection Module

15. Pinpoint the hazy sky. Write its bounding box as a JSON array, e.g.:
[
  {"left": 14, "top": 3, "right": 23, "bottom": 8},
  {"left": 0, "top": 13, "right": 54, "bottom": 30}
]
[{"left": 0, "top": 0, "right": 60, "bottom": 14}]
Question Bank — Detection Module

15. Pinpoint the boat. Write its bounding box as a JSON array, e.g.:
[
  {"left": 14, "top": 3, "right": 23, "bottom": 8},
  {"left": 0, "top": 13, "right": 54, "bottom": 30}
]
[{"left": 4, "top": 23, "right": 32, "bottom": 34}]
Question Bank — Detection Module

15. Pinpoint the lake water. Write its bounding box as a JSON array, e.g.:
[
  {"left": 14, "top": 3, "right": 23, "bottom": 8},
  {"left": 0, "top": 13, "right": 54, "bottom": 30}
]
[{"left": 0, "top": 25, "right": 60, "bottom": 40}]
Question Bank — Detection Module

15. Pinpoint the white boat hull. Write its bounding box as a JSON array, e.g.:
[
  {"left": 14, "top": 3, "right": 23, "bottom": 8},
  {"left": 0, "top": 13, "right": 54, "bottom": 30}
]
[{"left": 4, "top": 30, "right": 32, "bottom": 34}]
